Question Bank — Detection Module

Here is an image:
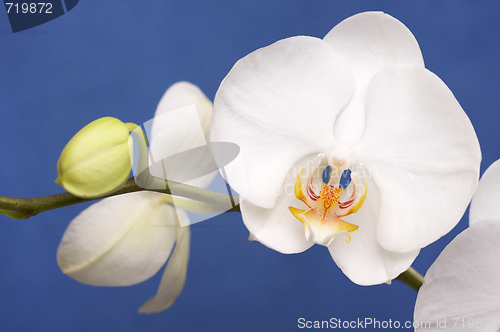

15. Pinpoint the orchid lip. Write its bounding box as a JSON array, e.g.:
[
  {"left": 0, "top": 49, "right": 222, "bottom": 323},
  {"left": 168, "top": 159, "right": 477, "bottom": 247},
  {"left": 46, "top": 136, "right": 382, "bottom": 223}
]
[{"left": 289, "top": 153, "right": 367, "bottom": 246}]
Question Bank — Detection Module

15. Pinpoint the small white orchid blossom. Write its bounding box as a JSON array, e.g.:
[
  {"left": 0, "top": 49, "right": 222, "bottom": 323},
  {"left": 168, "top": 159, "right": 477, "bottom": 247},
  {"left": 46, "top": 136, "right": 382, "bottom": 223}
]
[
  {"left": 210, "top": 12, "right": 481, "bottom": 285},
  {"left": 414, "top": 159, "right": 500, "bottom": 331},
  {"left": 57, "top": 81, "right": 214, "bottom": 313}
]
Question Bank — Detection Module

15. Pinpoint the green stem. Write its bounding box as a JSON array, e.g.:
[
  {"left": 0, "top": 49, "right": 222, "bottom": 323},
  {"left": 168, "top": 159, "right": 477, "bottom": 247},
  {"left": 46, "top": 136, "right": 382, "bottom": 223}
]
[
  {"left": 0, "top": 176, "right": 240, "bottom": 220},
  {"left": 395, "top": 267, "right": 423, "bottom": 292}
]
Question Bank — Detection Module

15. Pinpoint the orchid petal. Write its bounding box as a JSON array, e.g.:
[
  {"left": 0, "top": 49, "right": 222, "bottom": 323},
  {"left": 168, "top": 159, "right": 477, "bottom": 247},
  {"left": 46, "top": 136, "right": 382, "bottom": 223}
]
[
  {"left": 139, "top": 211, "right": 191, "bottom": 314},
  {"left": 242, "top": 199, "right": 314, "bottom": 254},
  {"left": 57, "top": 192, "right": 177, "bottom": 286},
  {"left": 240, "top": 155, "right": 318, "bottom": 253},
  {"left": 414, "top": 220, "right": 500, "bottom": 331},
  {"left": 324, "top": 11, "right": 424, "bottom": 146},
  {"left": 211, "top": 36, "right": 354, "bottom": 208},
  {"left": 240, "top": 195, "right": 314, "bottom": 254},
  {"left": 149, "top": 82, "right": 215, "bottom": 189},
  {"left": 470, "top": 159, "right": 500, "bottom": 225},
  {"left": 328, "top": 177, "right": 419, "bottom": 285},
  {"left": 354, "top": 64, "right": 480, "bottom": 253},
  {"left": 152, "top": 81, "right": 213, "bottom": 140}
]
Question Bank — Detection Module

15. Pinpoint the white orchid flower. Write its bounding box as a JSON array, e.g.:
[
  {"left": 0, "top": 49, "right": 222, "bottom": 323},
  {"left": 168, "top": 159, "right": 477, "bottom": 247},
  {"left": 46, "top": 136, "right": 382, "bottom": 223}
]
[
  {"left": 57, "top": 81, "right": 214, "bottom": 313},
  {"left": 414, "top": 160, "right": 500, "bottom": 331},
  {"left": 210, "top": 11, "right": 481, "bottom": 285}
]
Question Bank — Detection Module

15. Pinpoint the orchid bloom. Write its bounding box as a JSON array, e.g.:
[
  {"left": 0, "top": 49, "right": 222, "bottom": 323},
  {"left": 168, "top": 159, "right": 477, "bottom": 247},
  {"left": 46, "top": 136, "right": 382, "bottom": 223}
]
[
  {"left": 414, "top": 159, "right": 500, "bottom": 331},
  {"left": 57, "top": 81, "right": 214, "bottom": 313},
  {"left": 210, "top": 12, "right": 481, "bottom": 285}
]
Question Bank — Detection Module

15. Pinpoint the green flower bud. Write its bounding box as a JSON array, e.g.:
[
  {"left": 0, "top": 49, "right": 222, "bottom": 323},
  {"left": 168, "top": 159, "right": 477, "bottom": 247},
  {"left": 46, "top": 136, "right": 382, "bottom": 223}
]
[{"left": 56, "top": 117, "right": 134, "bottom": 198}]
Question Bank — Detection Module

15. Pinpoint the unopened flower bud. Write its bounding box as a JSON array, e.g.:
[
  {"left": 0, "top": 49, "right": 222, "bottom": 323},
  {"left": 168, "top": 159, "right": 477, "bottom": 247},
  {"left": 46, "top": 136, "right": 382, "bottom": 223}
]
[{"left": 55, "top": 117, "right": 134, "bottom": 198}]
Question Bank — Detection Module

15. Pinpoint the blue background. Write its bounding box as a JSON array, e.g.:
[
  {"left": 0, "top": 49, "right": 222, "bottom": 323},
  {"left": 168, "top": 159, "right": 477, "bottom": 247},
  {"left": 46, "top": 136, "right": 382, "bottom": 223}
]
[{"left": 1, "top": 1, "right": 499, "bottom": 331}]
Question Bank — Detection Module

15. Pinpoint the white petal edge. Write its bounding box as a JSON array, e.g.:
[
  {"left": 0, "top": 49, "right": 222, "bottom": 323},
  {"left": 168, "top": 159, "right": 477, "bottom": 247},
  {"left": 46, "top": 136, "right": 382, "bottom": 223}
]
[
  {"left": 57, "top": 192, "right": 177, "bottom": 286},
  {"left": 139, "top": 210, "right": 191, "bottom": 314},
  {"left": 211, "top": 36, "right": 354, "bottom": 208},
  {"left": 354, "top": 64, "right": 481, "bottom": 253},
  {"left": 324, "top": 11, "right": 424, "bottom": 146},
  {"left": 414, "top": 219, "right": 500, "bottom": 331},
  {"left": 152, "top": 81, "right": 213, "bottom": 140},
  {"left": 470, "top": 159, "right": 500, "bottom": 225},
  {"left": 149, "top": 82, "right": 216, "bottom": 189},
  {"left": 328, "top": 176, "right": 419, "bottom": 285},
  {"left": 240, "top": 154, "right": 320, "bottom": 254}
]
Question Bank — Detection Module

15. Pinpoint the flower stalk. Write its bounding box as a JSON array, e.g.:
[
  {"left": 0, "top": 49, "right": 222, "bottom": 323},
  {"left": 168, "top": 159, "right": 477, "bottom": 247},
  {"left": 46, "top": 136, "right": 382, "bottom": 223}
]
[
  {"left": 0, "top": 176, "right": 240, "bottom": 220},
  {"left": 395, "top": 267, "right": 423, "bottom": 292}
]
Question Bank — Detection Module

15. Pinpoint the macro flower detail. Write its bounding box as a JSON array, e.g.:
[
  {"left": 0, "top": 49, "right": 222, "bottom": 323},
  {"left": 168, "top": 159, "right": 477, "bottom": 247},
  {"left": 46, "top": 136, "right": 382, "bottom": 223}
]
[
  {"left": 210, "top": 11, "right": 481, "bottom": 285},
  {"left": 289, "top": 153, "right": 367, "bottom": 246},
  {"left": 414, "top": 159, "right": 500, "bottom": 331},
  {"left": 57, "top": 81, "right": 214, "bottom": 313}
]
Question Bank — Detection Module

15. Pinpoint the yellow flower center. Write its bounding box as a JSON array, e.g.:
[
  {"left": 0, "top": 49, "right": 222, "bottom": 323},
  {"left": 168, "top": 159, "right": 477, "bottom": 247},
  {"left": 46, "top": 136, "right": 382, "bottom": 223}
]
[
  {"left": 320, "top": 183, "right": 342, "bottom": 212},
  {"left": 288, "top": 154, "right": 367, "bottom": 246}
]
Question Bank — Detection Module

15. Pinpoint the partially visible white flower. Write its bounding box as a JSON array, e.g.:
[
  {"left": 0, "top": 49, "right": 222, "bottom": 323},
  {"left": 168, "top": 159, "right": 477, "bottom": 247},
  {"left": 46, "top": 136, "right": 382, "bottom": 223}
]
[
  {"left": 469, "top": 159, "right": 500, "bottom": 225},
  {"left": 57, "top": 81, "right": 213, "bottom": 313},
  {"left": 414, "top": 159, "right": 500, "bottom": 331},
  {"left": 210, "top": 11, "right": 481, "bottom": 285}
]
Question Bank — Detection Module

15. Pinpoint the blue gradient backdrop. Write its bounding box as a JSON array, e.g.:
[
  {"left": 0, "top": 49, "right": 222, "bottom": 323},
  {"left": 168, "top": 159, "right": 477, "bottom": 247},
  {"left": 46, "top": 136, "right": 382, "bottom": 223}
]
[{"left": 1, "top": 1, "right": 499, "bottom": 331}]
